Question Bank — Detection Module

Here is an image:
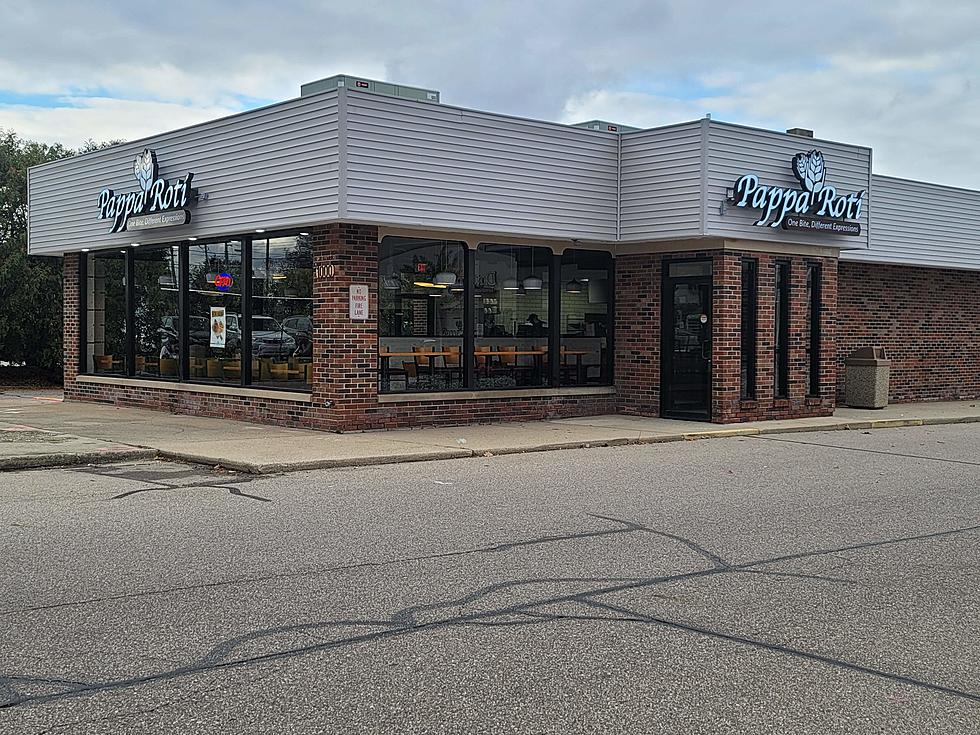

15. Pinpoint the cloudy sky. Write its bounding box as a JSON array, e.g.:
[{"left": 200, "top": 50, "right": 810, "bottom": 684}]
[{"left": 2, "top": 1, "right": 979, "bottom": 187}]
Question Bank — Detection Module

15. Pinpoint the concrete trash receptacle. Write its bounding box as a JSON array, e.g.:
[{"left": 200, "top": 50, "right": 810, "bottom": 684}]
[{"left": 844, "top": 347, "right": 890, "bottom": 408}]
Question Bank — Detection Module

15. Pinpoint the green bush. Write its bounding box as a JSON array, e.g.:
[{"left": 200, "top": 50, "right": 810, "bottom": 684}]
[{"left": 0, "top": 131, "right": 117, "bottom": 371}]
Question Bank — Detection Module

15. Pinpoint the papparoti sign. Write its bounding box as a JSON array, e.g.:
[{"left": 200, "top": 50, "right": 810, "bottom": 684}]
[
  {"left": 727, "top": 150, "right": 865, "bottom": 236},
  {"left": 97, "top": 149, "right": 196, "bottom": 233}
]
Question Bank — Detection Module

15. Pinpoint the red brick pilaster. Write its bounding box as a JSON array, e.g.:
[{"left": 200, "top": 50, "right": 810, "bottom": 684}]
[
  {"left": 63, "top": 253, "right": 81, "bottom": 392},
  {"left": 310, "top": 223, "right": 380, "bottom": 431},
  {"left": 615, "top": 253, "right": 661, "bottom": 416}
]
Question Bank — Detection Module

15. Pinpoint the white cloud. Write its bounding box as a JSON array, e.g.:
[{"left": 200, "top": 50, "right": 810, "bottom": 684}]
[
  {"left": 0, "top": 98, "right": 243, "bottom": 148},
  {"left": 2, "top": 1, "right": 980, "bottom": 187}
]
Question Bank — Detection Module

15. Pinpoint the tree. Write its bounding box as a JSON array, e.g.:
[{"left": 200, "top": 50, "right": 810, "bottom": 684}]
[{"left": 0, "top": 131, "right": 119, "bottom": 372}]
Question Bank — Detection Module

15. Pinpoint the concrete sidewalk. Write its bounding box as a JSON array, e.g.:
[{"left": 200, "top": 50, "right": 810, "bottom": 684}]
[{"left": 1, "top": 389, "right": 978, "bottom": 473}]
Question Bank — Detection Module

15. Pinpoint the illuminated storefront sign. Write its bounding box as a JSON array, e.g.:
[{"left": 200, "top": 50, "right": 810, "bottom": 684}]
[
  {"left": 728, "top": 150, "right": 865, "bottom": 235},
  {"left": 97, "top": 149, "right": 196, "bottom": 233}
]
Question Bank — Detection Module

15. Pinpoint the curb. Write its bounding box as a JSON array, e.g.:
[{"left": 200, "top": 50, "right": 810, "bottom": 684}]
[
  {"left": 154, "top": 447, "right": 474, "bottom": 475},
  {"left": 0, "top": 448, "right": 157, "bottom": 471},
  {"left": 3, "top": 414, "right": 978, "bottom": 475}
]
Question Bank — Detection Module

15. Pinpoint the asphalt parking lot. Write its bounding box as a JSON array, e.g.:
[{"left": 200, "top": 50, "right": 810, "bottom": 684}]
[{"left": 1, "top": 423, "right": 978, "bottom": 733}]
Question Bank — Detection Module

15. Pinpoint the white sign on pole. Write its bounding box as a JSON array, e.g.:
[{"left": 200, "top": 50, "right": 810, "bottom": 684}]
[
  {"left": 210, "top": 307, "right": 226, "bottom": 347},
  {"left": 349, "top": 284, "right": 369, "bottom": 320}
]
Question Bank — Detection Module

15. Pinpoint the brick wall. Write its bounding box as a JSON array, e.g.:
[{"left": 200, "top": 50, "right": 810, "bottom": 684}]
[
  {"left": 63, "top": 253, "right": 80, "bottom": 387},
  {"left": 614, "top": 249, "right": 837, "bottom": 424},
  {"left": 713, "top": 252, "right": 837, "bottom": 423},
  {"left": 63, "top": 223, "right": 615, "bottom": 432},
  {"left": 614, "top": 254, "right": 661, "bottom": 416},
  {"left": 837, "top": 261, "right": 980, "bottom": 402}
]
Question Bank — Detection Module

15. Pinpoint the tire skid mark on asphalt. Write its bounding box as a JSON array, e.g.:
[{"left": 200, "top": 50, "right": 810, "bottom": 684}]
[
  {"left": 2, "top": 519, "right": 979, "bottom": 709},
  {"left": 0, "top": 517, "right": 643, "bottom": 616},
  {"left": 750, "top": 434, "right": 980, "bottom": 467}
]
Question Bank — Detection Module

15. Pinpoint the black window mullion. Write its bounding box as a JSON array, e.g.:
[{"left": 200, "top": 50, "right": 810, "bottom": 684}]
[
  {"left": 242, "top": 237, "right": 252, "bottom": 386},
  {"left": 808, "top": 263, "right": 822, "bottom": 397},
  {"left": 463, "top": 247, "right": 475, "bottom": 390},
  {"left": 124, "top": 249, "right": 136, "bottom": 377},
  {"left": 178, "top": 244, "right": 189, "bottom": 381},
  {"left": 78, "top": 254, "right": 88, "bottom": 376},
  {"left": 740, "top": 258, "right": 758, "bottom": 399},
  {"left": 548, "top": 252, "right": 561, "bottom": 388},
  {"left": 774, "top": 261, "right": 790, "bottom": 398},
  {"left": 607, "top": 255, "right": 615, "bottom": 385}
]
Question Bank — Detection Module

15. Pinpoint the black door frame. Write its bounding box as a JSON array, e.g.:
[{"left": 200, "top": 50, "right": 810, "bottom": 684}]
[{"left": 661, "top": 259, "right": 713, "bottom": 421}]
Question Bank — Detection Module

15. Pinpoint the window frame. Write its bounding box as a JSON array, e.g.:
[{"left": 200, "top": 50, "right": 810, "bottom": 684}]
[
  {"left": 378, "top": 237, "right": 615, "bottom": 394},
  {"left": 807, "top": 261, "right": 822, "bottom": 398},
  {"left": 79, "top": 228, "right": 314, "bottom": 393},
  {"left": 740, "top": 258, "right": 758, "bottom": 400},
  {"left": 774, "top": 260, "right": 791, "bottom": 399}
]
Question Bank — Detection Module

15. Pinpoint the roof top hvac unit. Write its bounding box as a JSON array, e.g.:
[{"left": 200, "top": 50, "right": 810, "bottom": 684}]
[
  {"left": 300, "top": 74, "right": 440, "bottom": 103},
  {"left": 570, "top": 119, "right": 640, "bottom": 133}
]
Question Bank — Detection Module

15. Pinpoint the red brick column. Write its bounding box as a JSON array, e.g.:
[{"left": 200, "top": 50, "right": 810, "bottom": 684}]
[
  {"left": 310, "top": 223, "right": 380, "bottom": 431},
  {"left": 615, "top": 253, "right": 661, "bottom": 416},
  {"left": 63, "top": 253, "right": 81, "bottom": 395},
  {"left": 711, "top": 253, "right": 741, "bottom": 421},
  {"left": 817, "top": 258, "right": 838, "bottom": 405}
]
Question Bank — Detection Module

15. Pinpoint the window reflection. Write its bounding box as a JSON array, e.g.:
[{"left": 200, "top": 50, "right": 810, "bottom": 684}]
[
  {"left": 86, "top": 251, "right": 127, "bottom": 375},
  {"left": 379, "top": 237, "right": 465, "bottom": 393},
  {"left": 560, "top": 250, "right": 612, "bottom": 386},
  {"left": 474, "top": 244, "right": 550, "bottom": 389},
  {"left": 251, "top": 236, "right": 313, "bottom": 389},
  {"left": 134, "top": 245, "right": 180, "bottom": 379},
  {"left": 188, "top": 240, "right": 243, "bottom": 384}
]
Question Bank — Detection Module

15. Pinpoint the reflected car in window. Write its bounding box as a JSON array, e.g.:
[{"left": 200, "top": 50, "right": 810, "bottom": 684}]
[
  {"left": 251, "top": 315, "right": 296, "bottom": 359},
  {"left": 281, "top": 315, "right": 312, "bottom": 357}
]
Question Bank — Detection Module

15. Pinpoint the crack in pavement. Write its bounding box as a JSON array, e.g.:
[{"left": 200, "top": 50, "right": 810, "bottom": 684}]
[
  {"left": 750, "top": 434, "right": 980, "bottom": 467},
  {"left": 2, "top": 519, "right": 978, "bottom": 710},
  {"left": 0, "top": 518, "right": 642, "bottom": 616}
]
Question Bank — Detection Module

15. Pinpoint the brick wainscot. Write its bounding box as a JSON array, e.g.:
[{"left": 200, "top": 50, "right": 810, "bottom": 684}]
[{"left": 65, "top": 224, "right": 616, "bottom": 432}]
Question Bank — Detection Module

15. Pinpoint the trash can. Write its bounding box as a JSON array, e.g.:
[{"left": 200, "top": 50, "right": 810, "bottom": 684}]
[{"left": 844, "top": 347, "right": 890, "bottom": 408}]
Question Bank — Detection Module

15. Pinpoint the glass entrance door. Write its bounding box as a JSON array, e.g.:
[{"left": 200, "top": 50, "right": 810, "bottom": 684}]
[{"left": 662, "top": 261, "right": 712, "bottom": 420}]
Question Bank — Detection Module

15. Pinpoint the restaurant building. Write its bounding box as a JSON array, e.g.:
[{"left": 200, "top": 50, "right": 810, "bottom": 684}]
[{"left": 27, "top": 75, "right": 980, "bottom": 431}]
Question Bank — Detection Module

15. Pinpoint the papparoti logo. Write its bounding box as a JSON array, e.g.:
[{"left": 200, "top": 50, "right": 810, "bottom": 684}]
[
  {"left": 97, "top": 149, "right": 196, "bottom": 233},
  {"left": 214, "top": 273, "right": 234, "bottom": 291},
  {"left": 728, "top": 149, "right": 866, "bottom": 229}
]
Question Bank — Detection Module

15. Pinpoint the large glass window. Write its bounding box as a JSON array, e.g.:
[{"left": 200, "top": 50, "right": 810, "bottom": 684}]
[
  {"left": 188, "top": 240, "right": 243, "bottom": 385},
  {"left": 252, "top": 235, "right": 314, "bottom": 389},
  {"left": 379, "top": 237, "right": 465, "bottom": 393},
  {"left": 560, "top": 250, "right": 612, "bottom": 386},
  {"left": 134, "top": 245, "right": 180, "bottom": 379},
  {"left": 474, "top": 244, "right": 550, "bottom": 389},
  {"left": 774, "top": 261, "right": 791, "bottom": 398},
  {"left": 85, "top": 251, "right": 127, "bottom": 375},
  {"left": 740, "top": 258, "right": 758, "bottom": 399},
  {"left": 807, "top": 262, "right": 822, "bottom": 397}
]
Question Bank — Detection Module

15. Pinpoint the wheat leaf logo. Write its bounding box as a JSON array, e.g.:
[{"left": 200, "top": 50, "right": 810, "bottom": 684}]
[
  {"left": 133, "top": 149, "right": 158, "bottom": 192},
  {"left": 792, "top": 150, "right": 826, "bottom": 195}
]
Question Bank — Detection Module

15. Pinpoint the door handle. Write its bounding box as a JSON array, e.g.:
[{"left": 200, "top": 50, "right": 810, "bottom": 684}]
[{"left": 701, "top": 341, "right": 711, "bottom": 361}]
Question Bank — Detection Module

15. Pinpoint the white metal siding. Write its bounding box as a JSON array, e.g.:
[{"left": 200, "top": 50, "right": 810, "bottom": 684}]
[
  {"left": 703, "top": 121, "right": 871, "bottom": 249},
  {"left": 842, "top": 175, "right": 980, "bottom": 271},
  {"left": 344, "top": 92, "right": 619, "bottom": 241},
  {"left": 28, "top": 92, "right": 340, "bottom": 255},
  {"left": 618, "top": 122, "right": 703, "bottom": 241}
]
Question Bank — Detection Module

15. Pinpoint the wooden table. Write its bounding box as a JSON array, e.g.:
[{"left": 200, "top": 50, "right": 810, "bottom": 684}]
[{"left": 379, "top": 351, "right": 455, "bottom": 387}]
